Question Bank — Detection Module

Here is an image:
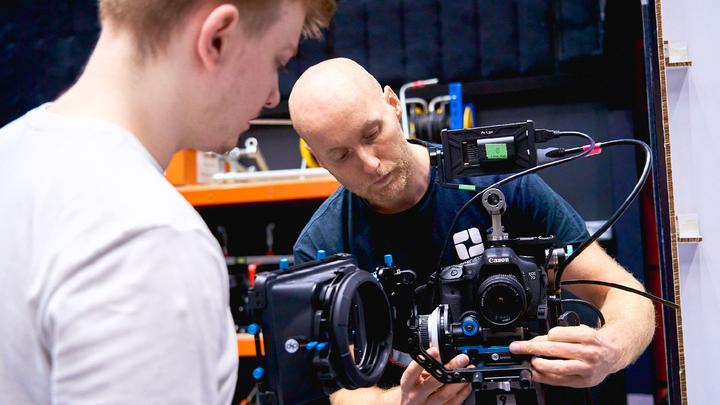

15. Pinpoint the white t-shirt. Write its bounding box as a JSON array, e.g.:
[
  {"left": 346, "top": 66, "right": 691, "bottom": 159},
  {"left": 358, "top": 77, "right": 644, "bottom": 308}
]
[{"left": 0, "top": 105, "right": 238, "bottom": 404}]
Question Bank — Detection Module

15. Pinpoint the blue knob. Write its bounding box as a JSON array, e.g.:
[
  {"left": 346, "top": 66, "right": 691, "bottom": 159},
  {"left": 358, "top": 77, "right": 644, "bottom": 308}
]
[
  {"left": 384, "top": 254, "right": 393, "bottom": 267},
  {"left": 316, "top": 250, "right": 326, "bottom": 260},
  {"left": 566, "top": 245, "right": 574, "bottom": 256},
  {"left": 307, "top": 341, "right": 318, "bottom": 350},
  {"left": 279, "top": 258, "right": 289, "bottom": 270},
  {"left": 252, "top": 367, "right": 265, "bottom": 380},
  {"left": 461, "top": 318, "right": 479, "bottom": 336},
  {"left": 247, "top": 323, "right": 260, "bottom": 335},
  {"left": 316, "top": 342, "right": 329, "bottom": 351}
]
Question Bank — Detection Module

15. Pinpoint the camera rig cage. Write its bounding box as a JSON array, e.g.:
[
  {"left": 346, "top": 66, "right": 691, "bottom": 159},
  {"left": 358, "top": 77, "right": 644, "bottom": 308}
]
[
  {"left": 247, "top": 121, "right": 679, "bottom": 405},
  {"left": 373, "top": 193, "right": 580, "bottom": 403}
]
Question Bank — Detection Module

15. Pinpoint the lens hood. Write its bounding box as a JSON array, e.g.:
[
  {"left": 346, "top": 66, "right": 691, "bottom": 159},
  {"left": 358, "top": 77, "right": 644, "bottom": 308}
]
[{"left": 329, "top": 270, "right": 393, "bottom": 389}]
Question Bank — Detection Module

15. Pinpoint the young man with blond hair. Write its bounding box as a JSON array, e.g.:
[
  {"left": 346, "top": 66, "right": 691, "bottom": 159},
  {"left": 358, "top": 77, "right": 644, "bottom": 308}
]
[{"left": 0, "top": 1, "right": 334, "bottom": 403}]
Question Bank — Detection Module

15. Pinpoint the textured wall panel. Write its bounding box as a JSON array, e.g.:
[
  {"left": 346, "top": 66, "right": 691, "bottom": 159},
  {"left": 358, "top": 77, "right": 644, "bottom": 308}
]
[
  {"left": 477, "top": 0, "right": 520, "bottom": 78},
  {"left": 403, "top": 0, "right": 441, "bottom": 81},
  {"left": 517, "top": 0, "right": 555, "bottom": 74},
  {"left": 1, "top": 0, "right": 606, "bottom": 125},
  {"left": 366, "top": 0, "right": 405, "bottom": 85},
  {"left": 333, "top": 0, "right": 368, "bottom": 69},
  {"left": 440, "top": 0, "right": 480, "bottom": 81}
]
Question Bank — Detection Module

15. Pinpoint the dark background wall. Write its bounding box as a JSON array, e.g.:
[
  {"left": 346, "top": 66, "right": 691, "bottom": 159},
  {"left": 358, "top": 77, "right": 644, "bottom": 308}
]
[
  {"left": 2, "top": 0, "right": 614, "bottom": 126},
  {"left": 0, "top": 1, "right": 99, "bottom": 125}
]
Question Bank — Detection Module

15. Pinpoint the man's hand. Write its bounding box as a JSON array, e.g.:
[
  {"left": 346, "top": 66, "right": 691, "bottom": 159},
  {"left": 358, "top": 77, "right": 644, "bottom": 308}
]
[
  {"left": 509, "top": 242, "right": 655, "bottom": 390},
  {"left": 397, "top": 347, "right": 473, "bottom": 405},
  {"left": 509, "top": 324, "right": 624, "bottom": 388}
]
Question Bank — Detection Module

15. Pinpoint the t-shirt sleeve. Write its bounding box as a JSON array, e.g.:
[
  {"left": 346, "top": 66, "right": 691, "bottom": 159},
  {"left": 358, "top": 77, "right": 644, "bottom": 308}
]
[
  {"left": 293, "top": 192, "right": 347, "bottom": 265},
  {"left": 294, "top": 231, "right": 319, "bottom": 265},
  {"left": 293, "top": 218, "right": 341, "bottom": 265},
  {"left": 41, "top": 226, "right": 238, "bottom": 405},
  {"left": 516, "top": 174, "right": 589, "bottom": 245}
]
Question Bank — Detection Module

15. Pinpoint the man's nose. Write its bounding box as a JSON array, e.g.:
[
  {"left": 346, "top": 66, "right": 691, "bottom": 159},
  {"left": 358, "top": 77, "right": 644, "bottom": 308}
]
[{"left": 357, "top": 146, "right": 381, "bottom": 175}]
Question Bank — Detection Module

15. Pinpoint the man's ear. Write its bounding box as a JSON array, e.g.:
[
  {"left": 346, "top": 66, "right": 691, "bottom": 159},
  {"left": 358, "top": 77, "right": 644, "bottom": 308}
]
[
  {"left": 383, "top": 85, "right": 402, "bottom": 120},
  {"left": 196, "top": 5, "right": 241, "bottom": 71}
]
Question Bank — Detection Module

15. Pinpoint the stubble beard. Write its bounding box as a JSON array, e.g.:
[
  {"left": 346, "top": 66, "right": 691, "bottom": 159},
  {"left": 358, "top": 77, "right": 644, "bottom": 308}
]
[{"left": 361, "top": 149, "right": 413, "bottom": 210}]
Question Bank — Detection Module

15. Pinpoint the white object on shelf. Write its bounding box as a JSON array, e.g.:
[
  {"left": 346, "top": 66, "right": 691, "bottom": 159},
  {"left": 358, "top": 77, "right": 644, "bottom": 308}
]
[
  {"left": 211, "top": 167, "right": 331, "bottom": 183},
  {"left": 676, "top": 213, "right": 703, "bottom": 243},
  {"left": 249, "top": 118, "right": 292, "bottom": 126},
  {"left": 663, "top": 41, "right": 692, "bottom": 66},
  {"left": 196, "top": 151, "right": 224, "bottom": 184}
]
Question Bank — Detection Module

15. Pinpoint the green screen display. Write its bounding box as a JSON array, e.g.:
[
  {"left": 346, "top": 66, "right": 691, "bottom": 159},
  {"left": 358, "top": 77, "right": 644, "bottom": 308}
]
[{"left": 485, "top": 143, "right": 508, "bottom": 160}]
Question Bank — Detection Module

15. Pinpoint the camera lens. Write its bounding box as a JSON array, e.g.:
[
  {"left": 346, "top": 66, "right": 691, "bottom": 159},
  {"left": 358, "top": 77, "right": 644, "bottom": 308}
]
[
  {"left": 477, "top": 274, "right": 527, "bottom": 326},
  {"left": 487, "top": 193, "right": 501, "bottom": 206}
]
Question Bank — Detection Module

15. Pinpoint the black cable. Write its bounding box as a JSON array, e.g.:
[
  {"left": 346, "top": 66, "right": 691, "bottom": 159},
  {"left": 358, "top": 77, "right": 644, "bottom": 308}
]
[
  {"left": 433, "top": 131, "right": 596, "bottom": 274},
  {"left": 557, "top": 298, "right": 606, "bottom": 327},
  {"left": 553, "top": 139, "right": 652, "bottom": 291},
  {"left": 561, "top": 279, "right": 680, "bottom": 309}
]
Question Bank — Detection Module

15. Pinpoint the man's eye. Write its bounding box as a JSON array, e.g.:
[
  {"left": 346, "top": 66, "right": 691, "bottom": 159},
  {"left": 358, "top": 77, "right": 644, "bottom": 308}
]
[
  {"left": 335, "top": 151, "right": 349, "bottom": 162},
  {"left": 363, "top": 131, "right": 379, "bottom": 143}
]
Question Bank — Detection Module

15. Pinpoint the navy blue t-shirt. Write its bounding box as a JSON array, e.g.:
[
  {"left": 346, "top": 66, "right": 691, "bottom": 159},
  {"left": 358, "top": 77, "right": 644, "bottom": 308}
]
[{"left": 294, "top": 164, "right": 588, "bottom": 282}]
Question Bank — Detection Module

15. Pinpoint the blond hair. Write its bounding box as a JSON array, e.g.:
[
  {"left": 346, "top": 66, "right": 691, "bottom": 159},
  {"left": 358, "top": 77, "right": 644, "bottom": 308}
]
[{"left": 99, "top": 0, "right": 335, "bottom": 57}]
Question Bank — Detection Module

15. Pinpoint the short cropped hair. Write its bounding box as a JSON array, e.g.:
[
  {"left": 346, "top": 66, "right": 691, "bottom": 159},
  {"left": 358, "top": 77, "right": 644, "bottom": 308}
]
[{"left": 99, "top": 0, "right": 335, "bottom": 57}]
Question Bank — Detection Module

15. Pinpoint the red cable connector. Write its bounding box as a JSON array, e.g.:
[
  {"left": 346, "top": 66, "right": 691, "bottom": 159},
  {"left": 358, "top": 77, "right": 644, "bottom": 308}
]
[
  {"left": 583, "top": 144, "right": 603, "bottom": 156},
  {"left": 247, "top": 264, "right": 257, "bottom": 287}
]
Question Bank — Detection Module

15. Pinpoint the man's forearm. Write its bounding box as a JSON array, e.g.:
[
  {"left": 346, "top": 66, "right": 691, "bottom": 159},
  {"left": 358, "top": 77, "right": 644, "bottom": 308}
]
[
  {"left": 564, "top": 243, "right": 656, "bottom": 369},
  {"left": 596, "top": 275, "right": 656, "bottom": 369},
  {"left": 330, "top": 386, "right": 399, "bottom": 405}
]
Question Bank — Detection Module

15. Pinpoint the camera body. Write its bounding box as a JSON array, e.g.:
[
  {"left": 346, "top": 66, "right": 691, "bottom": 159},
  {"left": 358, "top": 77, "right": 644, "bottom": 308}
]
[
  {"left": 434, "top": 187, "right": 550, "bottom": 359},
  {"left": 437, "top": 245, "right": 549, "bottom": 343},
  {"left": 412, "top": 234, "right": 563, "bottom": 392},
  {"left": 405, "top": 188, "right": 567, "bottom": 393}
]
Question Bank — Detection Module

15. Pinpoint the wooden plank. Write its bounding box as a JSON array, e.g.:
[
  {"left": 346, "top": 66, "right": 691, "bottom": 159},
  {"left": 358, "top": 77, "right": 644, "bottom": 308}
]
[{"left": 654, "top": 1, "right": 688, "bottom": 402}]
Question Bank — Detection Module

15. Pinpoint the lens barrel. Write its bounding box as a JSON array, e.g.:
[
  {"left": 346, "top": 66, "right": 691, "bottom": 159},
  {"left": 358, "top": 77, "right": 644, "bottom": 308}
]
[{"left": 477, "top": 274, "right": 527, "bottom": 326}]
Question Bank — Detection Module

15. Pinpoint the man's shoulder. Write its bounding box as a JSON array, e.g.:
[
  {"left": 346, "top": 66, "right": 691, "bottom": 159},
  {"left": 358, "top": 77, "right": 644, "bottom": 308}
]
[
  {"left": 293, "top": 186, "right": 355, "bottom": 261},
  {"left": 300, "top": 185, "right": 353, "bottom": 233},
  {"left": 6, "top": 110, "right": 210, "bottom": 240}
]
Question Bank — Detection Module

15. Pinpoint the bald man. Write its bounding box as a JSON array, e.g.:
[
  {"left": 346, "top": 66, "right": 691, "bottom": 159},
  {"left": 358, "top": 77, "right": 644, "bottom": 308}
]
[{"left": 289, "top": 58, "right": 655, "bottom": 404}]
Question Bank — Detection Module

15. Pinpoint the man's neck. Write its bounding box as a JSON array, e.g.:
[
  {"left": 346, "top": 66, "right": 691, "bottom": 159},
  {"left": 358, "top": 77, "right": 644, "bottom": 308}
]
[
  {"left": 49, "top": 29, "right": 183, "bottom": 169},
  {"left": 405, "top": 141, "right": 432, "bottom": 203}
]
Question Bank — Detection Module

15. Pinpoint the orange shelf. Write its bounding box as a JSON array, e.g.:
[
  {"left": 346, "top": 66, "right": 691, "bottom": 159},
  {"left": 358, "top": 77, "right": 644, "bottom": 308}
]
[
  {"left": 238, "top": 333, "right": 265, "bottom": 357},
  {"left": 176, "top": 176, "right": 339, "bottom": 207}
]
